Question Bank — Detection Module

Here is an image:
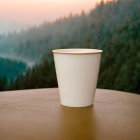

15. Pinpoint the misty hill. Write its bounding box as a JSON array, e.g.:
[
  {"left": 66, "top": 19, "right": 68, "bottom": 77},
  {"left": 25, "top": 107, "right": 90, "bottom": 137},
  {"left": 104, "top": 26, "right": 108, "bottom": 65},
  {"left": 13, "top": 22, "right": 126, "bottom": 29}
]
[
  {"left": 0, "top": 0, "right": 140, "bottom": 93},
  {"left": 0, "top": 0, "right": 140, "bottom": 64}
]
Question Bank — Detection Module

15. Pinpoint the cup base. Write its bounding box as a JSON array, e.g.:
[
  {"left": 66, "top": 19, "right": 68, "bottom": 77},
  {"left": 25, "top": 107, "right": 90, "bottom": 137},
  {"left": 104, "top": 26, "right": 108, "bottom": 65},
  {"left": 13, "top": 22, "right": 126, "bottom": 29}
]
[{"left": 60, "top": 103, "right": 93, "bottom": 108}]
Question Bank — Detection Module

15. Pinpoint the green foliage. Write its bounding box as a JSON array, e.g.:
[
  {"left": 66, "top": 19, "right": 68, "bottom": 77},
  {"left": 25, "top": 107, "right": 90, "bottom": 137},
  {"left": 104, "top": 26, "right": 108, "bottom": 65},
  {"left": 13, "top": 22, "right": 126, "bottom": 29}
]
[
  {"left": 0, "top": 57, "right": 27, "bottom": 80},
  {"left": 0, "top": 75, "right": 6, "bottom": 91},
  {"left": 98, "top": 12, "right": 140, "bottom": 93},
  {"left": 7, "top": 59, "right": 57, "bottom": 90}
]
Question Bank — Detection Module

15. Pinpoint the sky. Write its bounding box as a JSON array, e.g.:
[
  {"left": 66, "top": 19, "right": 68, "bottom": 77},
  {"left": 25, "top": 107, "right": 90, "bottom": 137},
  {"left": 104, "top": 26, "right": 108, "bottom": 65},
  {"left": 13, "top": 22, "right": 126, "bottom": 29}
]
[{"left": 0, "top": 0, "right": 108, "bottom": 33}]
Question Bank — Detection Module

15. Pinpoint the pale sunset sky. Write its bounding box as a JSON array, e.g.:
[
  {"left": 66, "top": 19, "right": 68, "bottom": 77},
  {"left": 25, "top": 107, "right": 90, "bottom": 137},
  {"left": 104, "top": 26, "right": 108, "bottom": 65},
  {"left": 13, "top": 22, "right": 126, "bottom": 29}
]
[{"left": 0, "top": 0, "right": 109, "bottom": 33}]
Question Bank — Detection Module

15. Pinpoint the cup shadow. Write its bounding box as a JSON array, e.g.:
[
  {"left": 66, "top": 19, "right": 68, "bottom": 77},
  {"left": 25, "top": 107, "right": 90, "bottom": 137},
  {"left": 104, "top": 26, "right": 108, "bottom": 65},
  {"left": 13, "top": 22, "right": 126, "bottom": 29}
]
[{"left": 58, "top": 105, "right": 97, "bottom": 140}]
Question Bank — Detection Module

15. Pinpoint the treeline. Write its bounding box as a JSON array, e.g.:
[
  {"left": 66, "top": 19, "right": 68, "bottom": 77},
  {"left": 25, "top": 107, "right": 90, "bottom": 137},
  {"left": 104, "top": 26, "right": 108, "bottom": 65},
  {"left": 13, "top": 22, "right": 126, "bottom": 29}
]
[
  {"left": 7, "top": 59, "right": 57, "bottom": 90},
  {"left": 0, "top": 57, "right": 27, "bottom": 80},
  {"left": 98, "top": 11, "right": 140, "bottom": 93},
  {"left": 0, "top": 57, "right": 27, "bottom": 90},
  {"left": 0, "top": 76, "right": 6, "bottom": 91},
  {"left": 0, "top": 0, "right": 140, "bottom": 93}
]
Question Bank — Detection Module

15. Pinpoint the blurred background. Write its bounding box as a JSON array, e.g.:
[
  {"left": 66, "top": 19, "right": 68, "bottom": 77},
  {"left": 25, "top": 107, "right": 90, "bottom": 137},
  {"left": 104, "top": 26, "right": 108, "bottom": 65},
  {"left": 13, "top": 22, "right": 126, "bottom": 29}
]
[{"left": 0, "top": 0, "right": 139, "bottom": 94}]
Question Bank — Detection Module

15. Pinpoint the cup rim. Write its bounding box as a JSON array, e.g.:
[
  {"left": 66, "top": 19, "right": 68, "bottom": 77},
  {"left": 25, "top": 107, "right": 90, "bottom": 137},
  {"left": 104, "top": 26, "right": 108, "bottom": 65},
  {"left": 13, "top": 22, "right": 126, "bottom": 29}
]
[{"left": 52, "top": 48, "right": 103, "bottom": 54}]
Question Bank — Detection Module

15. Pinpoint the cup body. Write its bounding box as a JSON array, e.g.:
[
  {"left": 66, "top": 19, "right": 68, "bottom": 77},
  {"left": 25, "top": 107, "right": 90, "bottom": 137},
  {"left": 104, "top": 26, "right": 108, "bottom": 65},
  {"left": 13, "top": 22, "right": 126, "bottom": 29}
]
[{"left": 52, "top": 49, "right": 102, "bottom": 107}]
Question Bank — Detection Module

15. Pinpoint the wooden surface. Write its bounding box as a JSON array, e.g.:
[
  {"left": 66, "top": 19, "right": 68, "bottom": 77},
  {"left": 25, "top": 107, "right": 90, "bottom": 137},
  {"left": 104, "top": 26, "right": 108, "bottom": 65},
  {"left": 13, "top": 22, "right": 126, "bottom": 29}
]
[{"left": 0, "top": 88, "right": 140, "bottom": 140}]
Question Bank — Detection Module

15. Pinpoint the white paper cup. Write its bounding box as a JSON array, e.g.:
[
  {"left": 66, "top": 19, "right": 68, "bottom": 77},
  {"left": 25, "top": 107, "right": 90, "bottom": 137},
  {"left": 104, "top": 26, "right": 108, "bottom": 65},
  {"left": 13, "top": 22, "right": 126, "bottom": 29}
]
[{"left": 52, "top": 48, "right": 103, "bottom": 107}]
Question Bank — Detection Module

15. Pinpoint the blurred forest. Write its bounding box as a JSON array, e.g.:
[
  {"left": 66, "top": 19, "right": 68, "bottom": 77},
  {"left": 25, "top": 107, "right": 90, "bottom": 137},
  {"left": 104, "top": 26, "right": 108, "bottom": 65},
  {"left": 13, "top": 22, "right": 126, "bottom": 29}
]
[
  {"left": 0, "top": 57, "right": 27, "bottom": 90},
  {"left": 0, "top": 0, "right": 140, "bottom": 93}
]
